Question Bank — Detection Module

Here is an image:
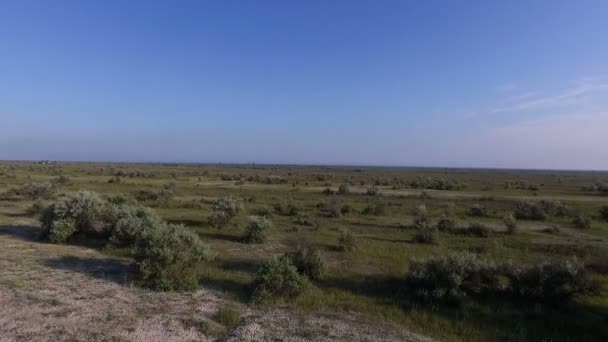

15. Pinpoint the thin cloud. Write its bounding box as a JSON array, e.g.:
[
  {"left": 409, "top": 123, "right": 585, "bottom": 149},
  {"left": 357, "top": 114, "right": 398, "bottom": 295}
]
[{"left": 491, "top": 82, "right": 608, "bottom": 113}]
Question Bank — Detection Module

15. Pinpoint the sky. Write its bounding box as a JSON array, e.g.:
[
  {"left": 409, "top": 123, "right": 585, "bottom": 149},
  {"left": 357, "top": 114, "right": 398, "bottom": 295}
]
[{"left": 1, "top": 0, "right": 607, "bottom": 169}]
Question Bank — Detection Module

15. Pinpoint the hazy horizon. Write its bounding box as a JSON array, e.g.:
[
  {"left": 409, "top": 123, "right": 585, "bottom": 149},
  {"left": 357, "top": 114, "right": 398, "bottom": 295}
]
[{"left": 1, "top": 1, "right": 607, "bottom": 170}]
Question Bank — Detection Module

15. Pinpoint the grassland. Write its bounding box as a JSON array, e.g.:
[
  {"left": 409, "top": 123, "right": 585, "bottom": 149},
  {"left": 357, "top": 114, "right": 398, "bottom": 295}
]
[{"left": 1, "top": 161, "right": 607, "bottom": 341}]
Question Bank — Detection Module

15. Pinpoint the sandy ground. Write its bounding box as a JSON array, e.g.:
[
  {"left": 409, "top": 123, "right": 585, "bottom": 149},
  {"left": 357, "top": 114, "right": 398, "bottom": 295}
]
[{"left": 0, "top": 223, "right": 432, "bottom": 342}]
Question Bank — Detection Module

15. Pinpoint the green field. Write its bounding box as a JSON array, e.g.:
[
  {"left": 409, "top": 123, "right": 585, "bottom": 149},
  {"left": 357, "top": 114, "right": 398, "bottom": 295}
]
[{"left": 1, "top": 161, "right": 607, "bottom": 341}]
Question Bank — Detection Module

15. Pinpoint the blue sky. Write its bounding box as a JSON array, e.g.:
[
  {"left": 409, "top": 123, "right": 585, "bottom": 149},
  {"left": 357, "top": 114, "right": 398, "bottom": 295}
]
[{"left": 1, "top": 0, "right": 607, "bottom": 169}]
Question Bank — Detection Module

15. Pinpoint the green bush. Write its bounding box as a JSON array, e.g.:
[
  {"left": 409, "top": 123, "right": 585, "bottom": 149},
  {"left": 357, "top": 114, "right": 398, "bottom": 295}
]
[
  {"left": 407, "top": 253, "right": 501, "bottom": 302},
  {"left": 414, "top": 224, "right": 438, "bottom": 244},
  {"left": 285, "top": 245, "right": 324, "bottom": 280},
  {"left": 461, "top": 223, "right": 491, "bottom": 237},
  {"left": 572, "top": 213, "right": 591, "bottom": 229},
  {"left": 251, "top": 256, "right": 309, "bottom": 302},
  {"left": 293, "top": 214, "right": 314, "bottom": 226},
  {"left": 132, "top": 223, "right": 213, "bottom": 291},
  {"left": 407, "top": 253, "right": 598, "bottom": 304},
  {"left": 46, "top": 219, "right": 77, "bottom": 243},
  {"left": 243, "top": 216, "right": 272, "bottom": 244},
  {"left": 362, "top": 200, "right": 386, "bottom": 216},
  {"left": 600, "top": 205, "right": 608, "bottom": 221},
  {"left": 40, "top": 191, "right": 105, "bottom": 242},
  {"left": 338, "top": 228, "right": 355, "bottom": 252},
  {"left": 337, "top": 184, "right": 350, "bottom": 194},
  {"left": 208, "top": 196, "right": 242, "bottom": 228},
  {"left": 436, "top": 214, "right": 456, "bottom": 232},
  {"left": 104, "top": 205, "right": 162, "bottom": 246},
  {"left": 507, "top": 258, "right": 599, "bottom": 301},
  {"left": 513, "top": 200, "right": 569, "bottom": 221},
  {"left": 468, "top": 204, "right": 488, "bottom": 217},
  {"left": 413, "top": 204, "right": 430, "bottom": 228},
  {"left": 503, "top": 213, "right": 518, "bottom": 234}
]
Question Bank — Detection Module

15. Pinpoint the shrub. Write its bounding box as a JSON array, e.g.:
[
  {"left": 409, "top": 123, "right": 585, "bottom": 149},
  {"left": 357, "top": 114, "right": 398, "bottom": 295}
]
[
  {"left": 251, "top": 256, "right": 309, "bottom": 302},
  {"left": 273, "top": 201, "right": 301, "bottom": 216},
  {"left": 243, "top": 216, "right": 272, "bottom": 244},
  {"left": 468, "top": 204, "right": 488, "bottom": 217},
  {"left": 362, "top": 200, "right": 386, "bottom": 216},
  {"left": 572, "top": 214, "right": 591, "bottom": 229},
  {"left": 40, "top": 191, "right": 105, "bottom": 242},
  {"left": 414, "top": 224, "right": 438, "bottom": 244},
  {"left": 132, "top": 223, "right": 213, "bottom": 291},
  {"left": 337, "top": 184, "right": 350, "bottom": 194},
  {"left": 46, "top": 219, "right": 77, "bottom": 243},
  {"left": 601, "top": 205, "right": 608, "bottom": 222},
  {"left": 461, "top": 223, "right": 491, "bottom": 238},
  {"left": 503, "top": 213, "right": 518, "bottom": 234},
  {"left": 366, "top": 186, "right": 379, "bottom": 196},
  {"left": 208, "top": 196, "right": 242, "bottom": 228},
  {"left": 340, "top": 203, "right": 355, "bottom": 215},
  {"left": 413, "top": 204, "right": 430, "bottom": 228},
  {"left": 507, "top": 258, "right": 599, "bottom": 301},
  {"left": 407, "top": 253, "right": 500, "bottom": 302},
  {"left": 513, "top": 200, "right": 568, "bottom": 221},
  {"left": 285, "top": 245, "right": 324, "bottom": 280},
  {"left": 104, "top": 205, "right": 162, "bottom": 246},
  {"left": 293, "top": 214, "right": 314, "bottom": 226},
  {"left": 338, "top": 228, "right": 355, "bottom": 252},
  {"left": 436, "top": 214, "right": 456, "bottom": 232}
]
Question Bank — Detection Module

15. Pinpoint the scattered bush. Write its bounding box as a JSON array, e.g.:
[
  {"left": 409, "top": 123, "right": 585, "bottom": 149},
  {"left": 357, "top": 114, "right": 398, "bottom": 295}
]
[
  {"left": 251, "top": 256, "right": 309, "bottom": 302},
  {"left": 273, "top": 201, "right": 301, "bottom": 216},
  {"left": 132, "top": 222, "right": 213, "bottom": 291},
  {"left": 243, "top": 216, "right": 272, "bottom": 244},
  {"left": 503, "top": 213, "right": 518, "bottom": 234},
  {"left": 338, "top": 228, "right": 355, "bottom": 252},
  {"left": 285, "top": 245, "right": 324, "bottom": 280},
  {"left": 572, "top": 214, "right": 591, "bottom": 229},
  {"left": 104, "top": 205, "right": 162, "bottom": 246},
  {"left": 46, "top": 219, "right": 78, "bottom": 243},
  {"left": 413, "top": 204, "right": 430, "bottom": 228}
]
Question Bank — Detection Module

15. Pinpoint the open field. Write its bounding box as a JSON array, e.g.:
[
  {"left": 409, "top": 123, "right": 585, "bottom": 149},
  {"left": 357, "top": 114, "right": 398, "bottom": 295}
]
[{"left": 1, "top": 161, "right": 608, "bottom": 341}]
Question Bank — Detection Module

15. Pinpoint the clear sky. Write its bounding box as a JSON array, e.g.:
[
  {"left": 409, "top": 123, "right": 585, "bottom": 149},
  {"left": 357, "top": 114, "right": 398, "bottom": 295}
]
[{"left": 1, "top": 0, "right": 607, "bottom": 169}]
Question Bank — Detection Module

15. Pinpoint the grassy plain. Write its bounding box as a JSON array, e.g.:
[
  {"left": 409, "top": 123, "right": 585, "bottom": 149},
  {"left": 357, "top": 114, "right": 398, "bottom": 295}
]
[{"left": 1, "top": 161, "right": 607, "bottom": 341}]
